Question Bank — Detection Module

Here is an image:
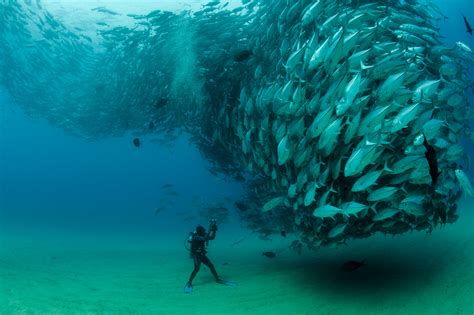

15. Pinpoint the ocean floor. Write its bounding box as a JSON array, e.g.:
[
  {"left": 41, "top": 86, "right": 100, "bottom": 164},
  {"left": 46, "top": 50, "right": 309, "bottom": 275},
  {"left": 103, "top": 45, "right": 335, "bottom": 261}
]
[{"left": 1, "top": 197, "right": 473, "bottom": 315}]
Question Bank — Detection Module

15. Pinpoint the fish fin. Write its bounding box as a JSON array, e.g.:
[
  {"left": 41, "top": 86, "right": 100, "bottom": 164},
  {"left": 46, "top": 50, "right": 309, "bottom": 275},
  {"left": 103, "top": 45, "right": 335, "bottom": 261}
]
[{"left": 217, "top": 279, "right": 237, "bottom": 287}]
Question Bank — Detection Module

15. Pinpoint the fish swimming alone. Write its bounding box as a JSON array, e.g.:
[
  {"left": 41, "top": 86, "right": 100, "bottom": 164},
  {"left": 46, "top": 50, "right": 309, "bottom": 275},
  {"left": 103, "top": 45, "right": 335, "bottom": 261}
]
[
  {"left": 462, "top": 14, "right": 473, "bottom": 35},
  {"left": 154, "top": 206, "right": 165, "bottom": 215},
  {"left": 262, "top": 251, "right": 276, "bottom": 258},
  {"left": 133, "top": 138, "right": 140, "bottom": 148},
  {"left": 454, "top": 169, "right": 474, "bottom": 197}
]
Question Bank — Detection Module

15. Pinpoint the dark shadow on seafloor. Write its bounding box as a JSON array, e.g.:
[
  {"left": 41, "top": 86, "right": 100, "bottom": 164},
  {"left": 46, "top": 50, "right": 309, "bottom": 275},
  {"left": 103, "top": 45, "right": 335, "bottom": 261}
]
[
  {"left": 261, "top": 240, "right": 460, "bottom": 300},
  {"left": 262, "top": 205, "right": 474, "bottom": 300}
]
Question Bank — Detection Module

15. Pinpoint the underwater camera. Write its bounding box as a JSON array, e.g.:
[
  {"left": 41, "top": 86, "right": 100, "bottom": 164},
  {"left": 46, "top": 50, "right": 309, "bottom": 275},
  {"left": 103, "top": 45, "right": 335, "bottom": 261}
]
[{"left": 209, "top": 219, "right": 217, "bottom": 230}]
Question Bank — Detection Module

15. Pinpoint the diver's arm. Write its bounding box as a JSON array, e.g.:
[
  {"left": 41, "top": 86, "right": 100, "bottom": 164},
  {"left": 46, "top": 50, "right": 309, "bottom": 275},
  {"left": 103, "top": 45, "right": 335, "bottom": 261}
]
[
  {"left": 207, "top": 225, "right": 217, "bottom": 240},
  {"left": 207, "top": 231, "right": 216, "bottom": 240}
]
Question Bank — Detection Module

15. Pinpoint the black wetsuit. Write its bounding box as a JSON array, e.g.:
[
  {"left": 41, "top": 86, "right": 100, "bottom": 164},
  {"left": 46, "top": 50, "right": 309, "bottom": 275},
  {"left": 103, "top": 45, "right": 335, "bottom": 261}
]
[{"left": 187, "top": 229, "right": 219, "bottom": 284}]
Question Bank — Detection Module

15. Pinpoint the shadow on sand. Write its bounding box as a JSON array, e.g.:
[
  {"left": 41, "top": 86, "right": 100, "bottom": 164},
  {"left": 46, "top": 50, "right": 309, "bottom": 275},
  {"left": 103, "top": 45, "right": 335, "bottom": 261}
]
[{"left": 265, "top": 245, "right": 451, "bottom": 301}]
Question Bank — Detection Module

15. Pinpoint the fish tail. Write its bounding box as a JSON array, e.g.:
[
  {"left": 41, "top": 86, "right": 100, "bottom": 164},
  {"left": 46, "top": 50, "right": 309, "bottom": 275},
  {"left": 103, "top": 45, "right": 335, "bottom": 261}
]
[
  {"left": 360, "top": 60, "right": 373, "bottom": 70},
  {"left": 422, "top": 132, "right": 429, "bottom": 145},
  {"left": 368, "top": 202, "right": 378, "bottom": 214},
  {"left": 400, "top": 185, "right": 408, "bottom": 194},
  {"left": 383, "top": 161, "right": 393, "bottom": 174}
]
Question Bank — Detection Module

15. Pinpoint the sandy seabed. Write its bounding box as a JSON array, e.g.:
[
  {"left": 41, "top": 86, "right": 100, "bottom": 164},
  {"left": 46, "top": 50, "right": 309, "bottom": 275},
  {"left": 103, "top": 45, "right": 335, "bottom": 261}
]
[{"left": 1, "top": 198, "right": 473, "bottom": 315}]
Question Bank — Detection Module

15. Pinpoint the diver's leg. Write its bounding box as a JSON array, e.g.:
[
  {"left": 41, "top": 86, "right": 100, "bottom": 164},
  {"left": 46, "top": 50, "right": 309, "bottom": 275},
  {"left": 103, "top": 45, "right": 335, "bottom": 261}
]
[
  {"left": 187, "top": 256, "right": 201, "bottom": 284},
  {"left": 201, "top": 255, "right": 220, "bottom": 281}
]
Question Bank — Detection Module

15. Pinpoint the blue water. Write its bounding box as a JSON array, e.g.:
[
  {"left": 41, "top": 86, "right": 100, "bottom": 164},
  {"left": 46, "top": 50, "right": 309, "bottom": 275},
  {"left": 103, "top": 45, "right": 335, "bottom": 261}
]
[
  {"left": 1, "top": 1, "right": 474, "bottom": 313},
  {"left": 0, "top": 86, "right": 243, "bottom": 239}
]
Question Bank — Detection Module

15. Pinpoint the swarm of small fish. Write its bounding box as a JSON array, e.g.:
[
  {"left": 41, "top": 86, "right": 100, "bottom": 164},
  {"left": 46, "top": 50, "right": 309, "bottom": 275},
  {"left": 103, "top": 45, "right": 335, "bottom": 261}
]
[{"left": 1, "top": 0, "right": 473, "bottom": 249}]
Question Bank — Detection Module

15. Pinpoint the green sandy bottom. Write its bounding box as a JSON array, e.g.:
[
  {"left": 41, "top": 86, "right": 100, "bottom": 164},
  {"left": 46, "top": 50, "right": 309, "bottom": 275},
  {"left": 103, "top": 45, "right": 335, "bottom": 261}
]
[{"left": 1, "top": 198, "right": 473, "bottom": 315}]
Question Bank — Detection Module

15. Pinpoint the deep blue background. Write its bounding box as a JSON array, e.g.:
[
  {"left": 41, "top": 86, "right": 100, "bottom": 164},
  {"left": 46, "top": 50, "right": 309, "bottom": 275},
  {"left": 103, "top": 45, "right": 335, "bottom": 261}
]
[{"left": 0, "top": 87, "right": 242, "bottom": 238}]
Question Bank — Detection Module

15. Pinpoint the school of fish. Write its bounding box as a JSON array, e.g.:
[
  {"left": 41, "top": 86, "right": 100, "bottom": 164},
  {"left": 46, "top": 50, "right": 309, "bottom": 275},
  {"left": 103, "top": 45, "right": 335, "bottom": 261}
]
[{"left": 1, "top": 0, "right": 473, "bottom": 248}]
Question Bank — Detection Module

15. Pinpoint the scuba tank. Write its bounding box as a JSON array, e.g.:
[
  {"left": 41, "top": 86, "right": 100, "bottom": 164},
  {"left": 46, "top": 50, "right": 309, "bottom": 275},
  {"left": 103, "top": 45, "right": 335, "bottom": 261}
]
[
  {"left": 184, "top": 231, "right": 194, "bottom": 251},
  {"left": 184, "top": 220, "right": 217, "bottom": 252}
]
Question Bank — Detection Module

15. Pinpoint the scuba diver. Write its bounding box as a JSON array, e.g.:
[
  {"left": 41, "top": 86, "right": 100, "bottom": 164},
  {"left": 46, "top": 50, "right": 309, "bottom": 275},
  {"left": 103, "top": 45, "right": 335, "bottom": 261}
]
[{"left": 184, "top": 219, "right": 236, "bottom": 293}]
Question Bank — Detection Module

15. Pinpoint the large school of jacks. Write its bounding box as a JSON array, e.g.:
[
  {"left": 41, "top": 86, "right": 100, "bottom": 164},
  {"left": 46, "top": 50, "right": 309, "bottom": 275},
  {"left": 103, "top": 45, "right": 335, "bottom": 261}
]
[
  {"left": 1, "top": 0, "right": 473, "bottom": 248},
  {"left": 201, "top": 0, "right": 474, "bottom": 248}
]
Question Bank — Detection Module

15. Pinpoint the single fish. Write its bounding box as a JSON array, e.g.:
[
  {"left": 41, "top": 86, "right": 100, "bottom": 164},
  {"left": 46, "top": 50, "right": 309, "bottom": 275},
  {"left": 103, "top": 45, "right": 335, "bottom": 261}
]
[
  {"left": 328, "top": 223, "right": 347, "bottom": 238},
  {"left": 341, "top": 202, "right": 369, "bottom": 217},
  {"left": 155, "top": 97, "right": 168, "bottom": 109},
  {"left": 234, "top": 201, "right": 248, "bottom": 211},
  {"left": 262, "top": 251, "right": 276, "bottom": 258},
  {"left": 312, "top": 204, "right": 343, "bottom": 218},
  {"left": 373, "top": 208, "right": 399, "bottom": 221},
  {"left": 301, "top": 0, "right": 322, "bottom": 26},
  {"left": 422, "top": 133, "right": 441, "bottom": 185},
  {"left": 92, "top": 6, "right": 120, "bottom": 15},
  {"left": 454, "top": 169, "right": 474, "bottom": 196},
  {"left": 229, "top": 236, "right": 247, "bottom": 248},
  {"left": 280, "top": 230, "right": 287, "bottom": 237},
  {"left": 154, "top": 206, "right": 165, "bottom": 215},
  {"left": 462, "top": 14, "right": 473, "bottom": 35},
  {"left": 234, "top": 49, "right": 253, "bottom": 62},
  {"left": 262, "top": 196, "right": 285, "bottom": 212},
  {"left": 277, "top": 135, "right": 292, "bottom": 165},
  {"left": 133, "top": 138, "right": 140, "bottom": 147},
  {"left": 340, "top": 259, "right": 366, "bottom": 272}
]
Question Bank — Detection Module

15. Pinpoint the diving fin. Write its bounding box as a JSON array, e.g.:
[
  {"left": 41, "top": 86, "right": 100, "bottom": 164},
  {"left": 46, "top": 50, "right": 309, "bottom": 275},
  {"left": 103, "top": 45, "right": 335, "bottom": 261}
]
[
  {"left": 217, "top": 279, "right": 237, "bottom": 287},
  {"left": 184, "top": 283, "right": 193, "bottom": 293}
]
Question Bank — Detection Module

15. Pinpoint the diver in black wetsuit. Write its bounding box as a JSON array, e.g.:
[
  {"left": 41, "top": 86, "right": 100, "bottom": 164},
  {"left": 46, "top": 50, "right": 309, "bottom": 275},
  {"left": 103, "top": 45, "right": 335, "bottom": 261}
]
[{"left": 185, "top": 220, "right": 225, "bottom": 292}]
